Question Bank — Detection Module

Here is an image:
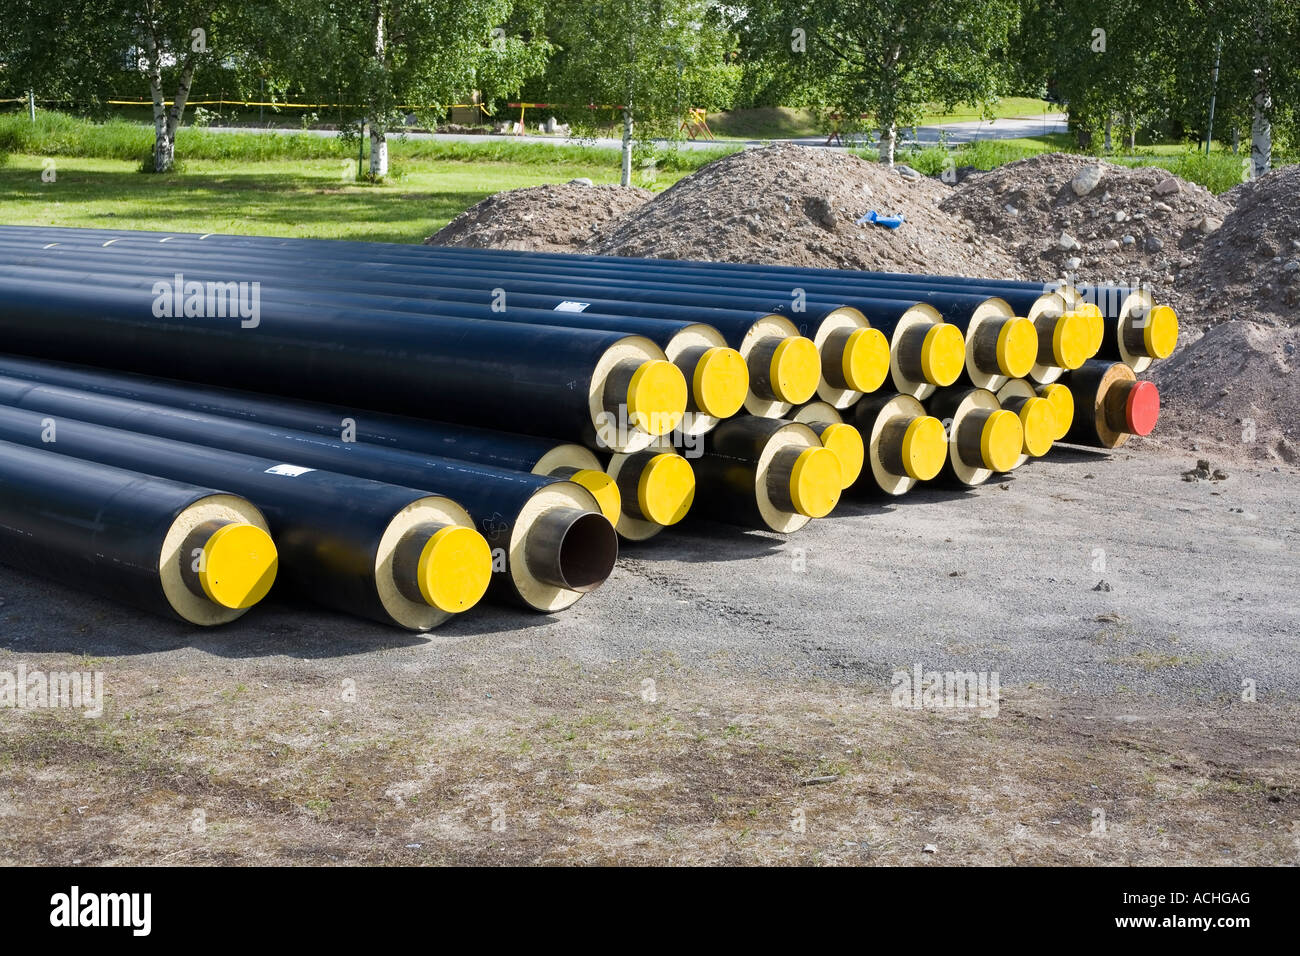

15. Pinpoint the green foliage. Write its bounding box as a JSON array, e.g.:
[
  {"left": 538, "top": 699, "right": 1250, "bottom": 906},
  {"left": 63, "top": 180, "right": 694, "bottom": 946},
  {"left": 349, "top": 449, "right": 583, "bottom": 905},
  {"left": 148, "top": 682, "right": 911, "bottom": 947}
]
[
  {"left": 540, "top": 0, "right": 740, "bottom": 137},
  {"left": 740, "top": 0, "right": 1023, "bottom": 158}
]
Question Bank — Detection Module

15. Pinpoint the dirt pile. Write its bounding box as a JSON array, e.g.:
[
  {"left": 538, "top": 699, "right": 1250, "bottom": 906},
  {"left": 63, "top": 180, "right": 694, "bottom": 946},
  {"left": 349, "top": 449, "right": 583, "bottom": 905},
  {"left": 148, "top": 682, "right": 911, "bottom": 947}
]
[
  {"left": 1148, "top": 320, "right": 1300, "bottom": 464},
  {"left": 426, "top": 180, "right": 652, "bottom": 252},
  {"left": 939, "top": 153, "right": 1229, "bottom": 324},
  {"left": 584, "top": 144, "right": 1021, "bottom": 277},
  {"left": 1182, "top": 164, "right": 1300, "bottom": 328}
]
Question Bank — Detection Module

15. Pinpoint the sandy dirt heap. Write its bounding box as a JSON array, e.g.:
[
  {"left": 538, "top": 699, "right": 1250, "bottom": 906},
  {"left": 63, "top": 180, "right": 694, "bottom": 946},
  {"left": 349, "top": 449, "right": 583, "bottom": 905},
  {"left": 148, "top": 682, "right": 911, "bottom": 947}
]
[
  {"left": 426, "top": 180, "right": 653, "bottom": 252},
  {"left": 940, "top": 153, "right": 1228, "bottom": 323},
  {"left": 584, "top": 144, "right": 1022, "bottom": 277},
  {"left": 1149, "top": 320, "right": 1300, "bottom": 464},
  {"left": 1184, "top": 163, "right": 1300, "bottom": 327}
]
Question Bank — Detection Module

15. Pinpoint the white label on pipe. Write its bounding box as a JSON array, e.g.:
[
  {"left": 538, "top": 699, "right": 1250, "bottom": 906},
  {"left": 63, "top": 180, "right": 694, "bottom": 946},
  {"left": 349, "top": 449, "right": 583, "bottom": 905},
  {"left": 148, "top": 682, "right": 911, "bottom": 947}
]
[
  {"left": 265, "top": 464, "right": 315, "bottom": 476},
  {"left": 554, "top": 301, "right": 591, "bottom": 312}
]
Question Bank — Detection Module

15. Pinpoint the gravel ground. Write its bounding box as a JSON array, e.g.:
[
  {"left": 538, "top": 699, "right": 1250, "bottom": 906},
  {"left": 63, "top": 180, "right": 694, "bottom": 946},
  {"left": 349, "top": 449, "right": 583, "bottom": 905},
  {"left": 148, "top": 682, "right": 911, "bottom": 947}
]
[
  {"left": 2, "top": 444, "right": 1297, "bottom": 865},
  {"left": 2, "top": 445, "right": 1294, "bottom": 700}
]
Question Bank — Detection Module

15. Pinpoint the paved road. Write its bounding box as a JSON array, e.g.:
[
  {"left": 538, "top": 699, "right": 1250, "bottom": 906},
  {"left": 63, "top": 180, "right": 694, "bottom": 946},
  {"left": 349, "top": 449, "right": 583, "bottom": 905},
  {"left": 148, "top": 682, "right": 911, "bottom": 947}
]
[{"left": 204, "top": 113, "right": 1070, "bottom": 152}]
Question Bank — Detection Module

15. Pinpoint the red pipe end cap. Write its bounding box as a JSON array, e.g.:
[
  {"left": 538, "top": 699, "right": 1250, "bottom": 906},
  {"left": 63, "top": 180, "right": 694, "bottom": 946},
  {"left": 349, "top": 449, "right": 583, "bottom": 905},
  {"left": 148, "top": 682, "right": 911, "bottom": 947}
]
[{"left": 1125, "top": 380, "right": 1160, "bottom": 436}]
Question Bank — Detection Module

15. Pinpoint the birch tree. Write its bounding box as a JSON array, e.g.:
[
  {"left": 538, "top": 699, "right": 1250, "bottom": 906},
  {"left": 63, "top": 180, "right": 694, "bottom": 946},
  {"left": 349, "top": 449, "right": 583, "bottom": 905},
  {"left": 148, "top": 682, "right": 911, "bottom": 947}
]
[
  {"left": 271, "top": 0, "right": 549, "bottom": 179},
  {"left": 540, "top": 0, "right": 739, "bottom": 186},
  {"left": 742, "top": 0, "right": 1021, "bottom": 165},
  {"left": 1, "top": 0, "right": 250, "bottom": 172}
]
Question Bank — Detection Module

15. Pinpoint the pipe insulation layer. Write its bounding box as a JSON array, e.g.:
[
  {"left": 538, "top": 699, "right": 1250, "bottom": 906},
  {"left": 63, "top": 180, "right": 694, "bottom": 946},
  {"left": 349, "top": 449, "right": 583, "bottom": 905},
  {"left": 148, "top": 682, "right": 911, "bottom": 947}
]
[
  {"left": 925, "top": 388, "right": 1026, "bottom": 486},
  {"left": 691, "top": 417, "right": 843, "bottom": 534},
  {"left": 0, "top": 271, "right": 686, "bottom": 454},
  {"left": 0, "top": 440, "right": 277, "bottom": 625},
  {"left": 1061, "top": 360, "right": 1161, "bottom": 448},
  {"left": 0, "top": 376, "right": 616, "bottom": 612},
  {"left": 0, "top": 355, "right": 625, "bottom": 530},
  {"left": 995, "top": 379, "right": 1058, "bottom": 467},
  {"left": 847, "top": 393, "right": 948, "bottom": 495},
  {"left": 0, "top": 404, "right": 491, "bottom": 631}
]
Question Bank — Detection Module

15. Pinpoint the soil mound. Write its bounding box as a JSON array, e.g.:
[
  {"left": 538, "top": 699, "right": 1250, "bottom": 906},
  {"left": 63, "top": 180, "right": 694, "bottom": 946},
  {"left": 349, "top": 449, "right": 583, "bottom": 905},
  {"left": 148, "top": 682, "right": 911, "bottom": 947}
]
[
  {"left": 940, "top": 153, "right": 1229, "bottom": 327},
  {"left": 584, "top": 144, "right": 1021, "bottom": 277},
  {"left": 1182, "top": 163, "right": 1300, "bottom": 329},
  {"left": 426, "top": 181, "right": 652, "bottom": 252}
]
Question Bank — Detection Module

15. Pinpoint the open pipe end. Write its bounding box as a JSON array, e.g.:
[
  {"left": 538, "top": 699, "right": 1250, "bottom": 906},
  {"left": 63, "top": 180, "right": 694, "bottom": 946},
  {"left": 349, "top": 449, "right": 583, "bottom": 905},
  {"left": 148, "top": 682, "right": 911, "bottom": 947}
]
[
  {"left": 692, "top": 347, "right": 749, "bottom": 418},
  {"left": 527, "top": 508, "right": 619, "bottom": 594},
  {"left": 625, "top": 360, "right": 687, "bottom": 436},
  {"left": 919, "top": 324, "right": 966, "bottom": 386},
  {"left": 995, "top": 318, "right": 1039, "bottom": 379},
  {"left": 195, "top": 523, "right": 279, "bottom": 611},
  {"left": 839, "top": 327, "right": 891, "bottom": 393},
  {"left": 1038, "top": 383, "right": 1075, "bottom": 440},
  {"left": 416, "top": 526, "right": 493, "bottom": 614}
]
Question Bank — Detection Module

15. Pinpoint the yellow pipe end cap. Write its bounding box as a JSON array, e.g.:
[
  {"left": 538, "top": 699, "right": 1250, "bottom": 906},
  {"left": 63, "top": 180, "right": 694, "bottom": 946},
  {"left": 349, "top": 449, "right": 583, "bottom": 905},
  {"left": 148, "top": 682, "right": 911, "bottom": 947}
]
[
  {"left": 570, "top": 469, "right": 622, "bottom": 525},
  {"left": 199, "top": 523, "right": 279, "bottom": 610},
  {"left": 1144, "top": 305, "right": 1179, "bottom": 359},
  {"left": 996, "top": 318, "right": 1039, "bottom": 378},
  {"left": 1038, "top": 383, "right": 1074, "bottom": 440},
  {"left": 638, "top": 453, "right": 695, "bottom": 526},
  {"left": 692, "top": 346, "right": 748, "bottom": 418},
  {"left": 919, "top": 323, "right": 965, "bottom": 386},
  {"left": 841, "top": 327, "right": 891, "bottom": 393},
  {"left": 1080, "top": 303, "right": 1105, "bottom": 356},
  {"left": 770, "top": 336, "right": 821, "bottom": 404},
  {"left": 819, "top": 423, "right": 865, "bottom": 489},
  {"left": 1052, "top": 312, "right": 1091, "bottom": 370},
  {"left": 1018, "top": 397, "right": 1056, "bottom": 457},
  {"left": 789, "top": 446, "right": 842, "bottom": 518},
  {"left": 627, "top": 360, "right": 687, "bottom": 436},
  {"left": 981, "top": 409, "right": 1024, "bottom": 473},
  {"left": 900, "top": 415, "right": 947, "bottom": 481},
  {"left": 417, "top": 526, "right": 493, "bottom": 614}
]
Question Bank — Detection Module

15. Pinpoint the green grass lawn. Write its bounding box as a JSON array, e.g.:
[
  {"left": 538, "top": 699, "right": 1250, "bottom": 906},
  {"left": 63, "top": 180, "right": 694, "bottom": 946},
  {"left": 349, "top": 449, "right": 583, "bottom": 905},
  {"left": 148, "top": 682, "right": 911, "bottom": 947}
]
[{"left": 0, "top": 154, "right": 690, "bottom": 243}]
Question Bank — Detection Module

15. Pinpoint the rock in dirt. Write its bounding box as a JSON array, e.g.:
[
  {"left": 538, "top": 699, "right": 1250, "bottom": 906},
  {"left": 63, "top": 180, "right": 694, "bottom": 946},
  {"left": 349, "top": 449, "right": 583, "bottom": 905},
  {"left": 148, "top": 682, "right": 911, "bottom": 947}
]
[
  {"left": 1071, "top": 165, "right": 1105, "bottom": 196},
  {"left": 425, "top": 182, "right": 653, "bottom": 252}
]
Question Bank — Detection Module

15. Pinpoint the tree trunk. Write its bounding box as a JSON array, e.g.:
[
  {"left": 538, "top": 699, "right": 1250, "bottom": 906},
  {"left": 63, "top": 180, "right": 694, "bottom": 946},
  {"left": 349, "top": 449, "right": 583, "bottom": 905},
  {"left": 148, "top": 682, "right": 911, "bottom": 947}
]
[
  {"left": 879, "top": 123, "right": 897, "bottom": 166},
  {"left": 620, "top": 108, "right": 633, "bottom": 187},
  {"left": 367, "top": 0, "right": 389, "bottom": 180},
  {"left": 1231, "top": 126, "right": 1239, "bottom": 154},
  {"left": 1250, "top": 67, "right": 1272, "bottom": 178},
  {"left": 369, "top": 126, "right": 389, "bottom": 178},
  {"left": 1103, "top": 116, "right": 1112, "bottom": 152},
  {"left": 143, "top": 29, "right": 172, "bottom": 173}
]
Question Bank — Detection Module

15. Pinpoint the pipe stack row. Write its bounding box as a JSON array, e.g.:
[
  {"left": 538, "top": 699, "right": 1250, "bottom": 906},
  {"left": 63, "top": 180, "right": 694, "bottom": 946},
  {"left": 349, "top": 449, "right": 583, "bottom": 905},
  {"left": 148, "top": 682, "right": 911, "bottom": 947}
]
[{"left": 0, "top": 226, "right": 1179, "bottom": 631}]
